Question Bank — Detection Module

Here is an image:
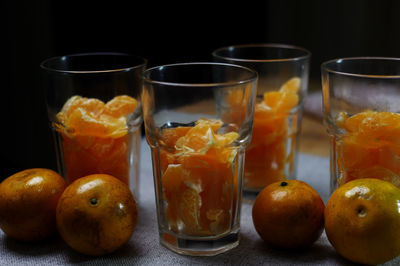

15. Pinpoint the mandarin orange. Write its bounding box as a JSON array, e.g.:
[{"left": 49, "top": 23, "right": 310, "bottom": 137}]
[
  {"left": 252, "top": 180, "right": 324, "bottom": 249},
  {"left": 0, "top": 168, "right": 66, "bottom": 242},
  {"left": 56, "top": 174, "right": 137, "bottom": 256},
  {"left": 325, "top": 178, "right": 400, "bottom": 265}
]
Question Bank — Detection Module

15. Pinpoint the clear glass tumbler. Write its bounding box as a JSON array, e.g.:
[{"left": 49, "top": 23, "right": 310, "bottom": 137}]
[
  {"left": 41, "top": 53, "right": 146, "bottom": 198},
  {"left": 142, "top": 62, "right": 258, "bottom": 255},
  {"left": 322, "top": 57, "right": 400, "bottom": 193},
  {"left": 213, "top": 44, "right": 311, "bottom": 194}
]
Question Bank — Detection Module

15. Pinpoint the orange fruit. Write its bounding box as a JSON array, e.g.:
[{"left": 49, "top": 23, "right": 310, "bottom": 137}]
[
  {"left": 244, "top": 77, "right": 301, "bottom": 190},
  {"left": 56, "top": 95, "right": 138, "bottom": 185},
  {"left": 252, "top": 180, "right": 325, "bottom": 249},
  {"left": 336, "top": 111, "right": 400, "bottom": 187},
  {"left": 56, "top": 174, "right": 137, "bottom": 256},
  {"left": 0, "top": 168, "right": 66, "bottom": 241},
  {"left": 325, "top": 178, "right": 400, "bottom": 265},
  {"left": 160, "top": 119, "right": 239, "bottom": 236}
]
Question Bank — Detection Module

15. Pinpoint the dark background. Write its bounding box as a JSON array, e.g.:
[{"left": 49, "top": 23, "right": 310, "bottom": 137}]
[{"left": 3, "top": 0, "right": 400, "bottom": 180}]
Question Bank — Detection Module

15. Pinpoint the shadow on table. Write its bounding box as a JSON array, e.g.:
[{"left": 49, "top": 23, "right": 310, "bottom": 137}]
[
  {"left": 3, "top": 233, "right": 66, "bottom": 257},
  {"left": 241, "top": 238, "right": 355, "bottom": 266},
  {"left": 64, "top": 239, "right": 140, "bottom": 264},
  {"left": 181, "top": 233, "right": 357, "bottom": 266},
  {"left": 3, "top": 231, "right": 140, "bottom": 264}
]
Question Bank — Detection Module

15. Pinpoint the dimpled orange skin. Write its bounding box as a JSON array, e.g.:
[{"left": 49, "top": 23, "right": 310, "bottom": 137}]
[
  {"left": 56, "top": 174, "right": 138, "bottom": 256},
  {"left": 252, "top": 180, "right": 325, "bottom": 249},
  {"left": 0, "top": 168, "right": 66, "bottom": 242},
  {"left": 324, "top": 178, "right": 400, "bottom": 265}
]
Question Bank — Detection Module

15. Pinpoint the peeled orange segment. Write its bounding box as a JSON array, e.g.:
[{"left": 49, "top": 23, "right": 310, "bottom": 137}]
[
  {"left": 66, "top": 109, "right": 128, "bottom": 138},
  {"left": 160, "top": 127, "right": 191, "bottom": 148},
  {"left": 337, "top": 136, "right": 379, "bottom": 170},
  {"left": 63, "top": 96, "right": 105, "bottom": 118},
  {"left": 279, "top": 77, "right": 301, "bottom": 94},
  {"left": 342, "top": 111, "right": 400, "bottom": 140},
  {"left": 56, "top": 95, "right": 138, "bottom": 185},
  {"left": 162, "top": 153, "right": 233, "bottom": 236},
  {"left": 214, "top": 132, "right": 239, "bottom": 147},
  {"left": 160, "top": 150, "right": 176, "bottom": 173},
  {"left": 263, "top": 91, "right": 283, "bottom": 110},
  {"left": 162, "top": 164, "right": 203, "bottom": 235},
  {"left": 244, "top": 136, "right": 286, "bottom": 188},
  {"left": 263, "top": 90, "right": 299, "bottom": 114},
  {"left": 222, "top": 85, "right": 254, "bottom": 125},
  {"left": 263, "top": 76, "right": 300, "bottom": 114},
  {"left": 243, "top": 77, "right": 301, "bottom": 190},
  {"left": 175, "top": 119, "right": 225, "bottom": 153},
  {"left": 159, "top": 118, "right": 238, "bottom": 236},
  {"left": 175, "top": 125, "right": 216, "bottom": 153},
  {"left": 104, "top": 95, "right": 139, "bottom": 118},
  {"left": 336, "top": 110, "right": 400, "bottom": 187},
  {"left": 56, "top": 96, "right": 105, "bottom": 126},
  {"left": 195, "top": 118, "right": 223, "bottom": 132}
]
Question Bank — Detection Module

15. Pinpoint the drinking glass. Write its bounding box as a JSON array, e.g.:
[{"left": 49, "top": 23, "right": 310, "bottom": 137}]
[
  {"left": 213, "top": 44, "right": 311, "bottom": 194},
  {"left": 41, "top": 52, "right": 146, "bottom": 198},
  {"left": 322, "top": 57, "right": 400, "bottom": 193},
  {"left": 142, "top": 62, "right": 257, "bottom": 255}
]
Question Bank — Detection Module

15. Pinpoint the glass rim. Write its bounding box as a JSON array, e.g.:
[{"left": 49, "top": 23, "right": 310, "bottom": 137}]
[
  {"left": 212, "top": 43, "right": 311, "bottom": 63},
  {"left": 40, "top": 52, "right": 147, "bottom": 74},
  {"left": 143, "top": 62, "right": 258, "bottom": 87},
  {"left": 321, "top": 57, "right": 400, "bottom": 78}
]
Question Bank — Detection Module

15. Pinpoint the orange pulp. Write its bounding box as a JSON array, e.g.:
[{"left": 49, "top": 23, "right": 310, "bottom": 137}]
[
  {"left": 55, "top": 95, "right": 139, "bottom": 185},
  {"left": 159, "top": 119, "right": 239, "bottom": 236},
  {"left": 335, "top": 110, "right": 400, "bottom": 187},
  {"left": 244, "top": 77, "right": 300, "bottom": 190}
]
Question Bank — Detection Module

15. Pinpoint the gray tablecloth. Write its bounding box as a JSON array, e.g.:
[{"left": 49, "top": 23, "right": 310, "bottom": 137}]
[{"left": 1, "top": 141, "right": 399, "bottom": 265}]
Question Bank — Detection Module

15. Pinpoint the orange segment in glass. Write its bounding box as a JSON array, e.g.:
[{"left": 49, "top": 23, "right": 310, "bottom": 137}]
[
  {"left": 244, "top": 77, "right": 301, "bottom": 190},
  {"left": 336, "top": 110, "right": 400, "bottom": 188},
  {"left": 56, "top": 95, "right": 138, "bottom": 185},
  {"left": 160, "top": 118, "right": 238, "bottom": 236}
]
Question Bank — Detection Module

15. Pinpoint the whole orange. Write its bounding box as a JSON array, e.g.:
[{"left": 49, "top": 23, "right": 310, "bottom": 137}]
[
  {"left": 325, "top": 178, "right": 400, "bottom": 265},
  {"left": 252, "top": 180, "right": 325, "bottom": 249},
  {"left": 0, "top": 168, "right": 66, "bottom": 241},
  {"left": 56, "top": 174, "right": 138, "bottom": 256}
]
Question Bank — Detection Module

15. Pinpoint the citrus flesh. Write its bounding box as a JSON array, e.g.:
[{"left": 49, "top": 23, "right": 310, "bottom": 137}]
[
  {"left": 55, "top": 95, "right": 139, "bottom": 185},
  {"left": 336, "top": 110, "right": 400, "bottom": 187},
  {"left": 325, "top": 178, "right": 400, "bottom": 265},
  {"left": 159, "top": 118, "right": 239, "bottom": 236},
  {"left": 245, "top": 77, "right": 301, "bottom": 190}
]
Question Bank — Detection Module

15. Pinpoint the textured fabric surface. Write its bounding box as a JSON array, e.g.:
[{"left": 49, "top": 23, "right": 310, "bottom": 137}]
[{"left": 1, "top": 141, "right": 399, "bottom": 265}]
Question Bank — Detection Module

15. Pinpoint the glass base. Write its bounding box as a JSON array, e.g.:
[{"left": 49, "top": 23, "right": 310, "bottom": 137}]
[{"left": 160, "top": 228, "right": 240, "bottom": 256}]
